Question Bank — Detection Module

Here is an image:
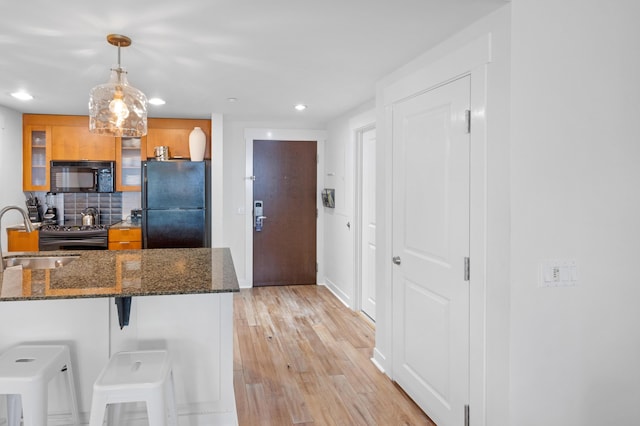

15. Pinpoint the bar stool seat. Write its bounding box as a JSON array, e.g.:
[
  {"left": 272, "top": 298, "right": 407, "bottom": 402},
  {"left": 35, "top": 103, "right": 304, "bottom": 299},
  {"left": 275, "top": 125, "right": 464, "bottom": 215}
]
[
  {"left": 89, "top": 350, "right": 177, "bottom": 426},
  {"left": 0, "top": 344, "right": 80, "bottom": 426}
]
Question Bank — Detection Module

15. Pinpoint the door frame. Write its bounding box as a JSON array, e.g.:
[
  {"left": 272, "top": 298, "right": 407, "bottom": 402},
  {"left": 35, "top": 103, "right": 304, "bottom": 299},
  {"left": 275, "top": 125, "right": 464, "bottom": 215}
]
[
  {"left": 377, "top": 34, "right": 491, "bottom": 425},
  {"left": 353, "top": 122, "right": 376, "bottom": 316},
  {"left": 244, "top": 128, "right": 327, "bottom": 287}
]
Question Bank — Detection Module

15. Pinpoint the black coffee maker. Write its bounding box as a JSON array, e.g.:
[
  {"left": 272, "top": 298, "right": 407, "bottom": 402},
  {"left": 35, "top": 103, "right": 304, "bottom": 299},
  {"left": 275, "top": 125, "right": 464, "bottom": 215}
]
[{"left": 26, "top": 193, "right": 42, "bottom": 223}]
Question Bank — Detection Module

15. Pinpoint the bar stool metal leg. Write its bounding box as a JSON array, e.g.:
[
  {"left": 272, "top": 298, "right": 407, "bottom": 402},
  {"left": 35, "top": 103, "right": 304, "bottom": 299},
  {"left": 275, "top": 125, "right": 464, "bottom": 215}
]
[{"left": 62, "top": 350, "right": 81, "bottom": 425}]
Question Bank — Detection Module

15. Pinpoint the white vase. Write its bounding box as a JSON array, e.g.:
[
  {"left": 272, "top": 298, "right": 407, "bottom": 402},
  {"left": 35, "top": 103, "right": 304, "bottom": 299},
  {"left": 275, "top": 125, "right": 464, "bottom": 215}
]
[{"left": 189, "top": 127, "right": 206, "bottom": 161}]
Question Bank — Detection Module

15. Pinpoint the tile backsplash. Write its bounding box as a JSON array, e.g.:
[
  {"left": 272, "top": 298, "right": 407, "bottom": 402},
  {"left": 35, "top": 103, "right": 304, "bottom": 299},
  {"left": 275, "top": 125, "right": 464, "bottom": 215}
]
[
  {"left": 25, "top": 191, "right": 141, "bottom": 225},
  {"left": 122, "top": 192, "right": 142, "bottom": 220},
  {"left": 63, "top": 193, "right": 122, "bottom": 225}
]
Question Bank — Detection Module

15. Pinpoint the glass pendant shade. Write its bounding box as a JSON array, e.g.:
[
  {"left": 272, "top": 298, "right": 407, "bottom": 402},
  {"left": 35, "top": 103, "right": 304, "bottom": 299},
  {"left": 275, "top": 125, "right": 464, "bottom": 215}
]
[
  {"left": 89, "top": 35, "right": 147, "bottom": 137},
  {"left": 89, "top": 67, "right": 147, "bottom": 137}
]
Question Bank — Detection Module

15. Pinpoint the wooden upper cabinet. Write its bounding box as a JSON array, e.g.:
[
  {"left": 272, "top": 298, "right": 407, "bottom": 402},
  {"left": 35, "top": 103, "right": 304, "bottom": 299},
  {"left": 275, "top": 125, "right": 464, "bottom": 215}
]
[
  {"left": 22, "top": 122, "right": 52, "bottom": 191},
  {"left": 23, "top": 114, "right": 116, "bottom": 191},
  {"left": 50, "top": 116, "right": 116, "bottom": 161},
  {"left": 22, "top": 115, "right": 209, "bottom": 191},
  {"left": 145, "top": 118, "right": 211, "bottom": 160},
  {"left": 116, "top": 136, "right": 146, "bottom": 192}
]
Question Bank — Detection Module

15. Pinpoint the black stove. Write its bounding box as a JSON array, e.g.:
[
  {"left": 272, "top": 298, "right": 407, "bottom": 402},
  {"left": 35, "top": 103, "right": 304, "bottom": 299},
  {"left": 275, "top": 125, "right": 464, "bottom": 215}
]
[{"left": 39, "top": 224, "right": 109, "bottom": 251}]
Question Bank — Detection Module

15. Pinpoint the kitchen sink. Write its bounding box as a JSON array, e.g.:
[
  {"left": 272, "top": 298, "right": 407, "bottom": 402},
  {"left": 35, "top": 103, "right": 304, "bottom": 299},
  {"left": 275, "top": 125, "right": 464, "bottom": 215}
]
[{"left": 3, "top": 255, "right": 79, "bottom": 270}]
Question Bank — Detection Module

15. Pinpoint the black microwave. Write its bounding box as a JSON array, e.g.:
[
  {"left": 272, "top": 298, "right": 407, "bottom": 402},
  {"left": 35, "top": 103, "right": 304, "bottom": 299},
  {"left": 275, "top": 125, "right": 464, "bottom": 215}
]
[{"left": 50, "top": 161, "right": 115, "bottom": 193}]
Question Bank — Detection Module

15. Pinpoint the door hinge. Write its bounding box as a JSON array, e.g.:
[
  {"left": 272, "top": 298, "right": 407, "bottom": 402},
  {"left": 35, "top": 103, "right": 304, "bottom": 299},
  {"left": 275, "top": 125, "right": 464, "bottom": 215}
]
[
  {"left": 464, "top": 257, "right": 470, "bottom": 281},
  {"left": 316, "top": 262, "right": 318, "bottom": 273},
  {"left": 316, "top": 208, "right": 318, "bottom": 218},
  {"left": 465, "top": 109, "right": 471, "bottom": 134},
  {"left": 465, "top": 404, "right": 470, "bottom": 426}
]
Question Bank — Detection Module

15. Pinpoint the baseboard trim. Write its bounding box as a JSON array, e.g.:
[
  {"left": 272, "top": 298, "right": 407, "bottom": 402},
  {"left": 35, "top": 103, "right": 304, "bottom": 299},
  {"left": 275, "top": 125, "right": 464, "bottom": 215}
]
[
  {"left": 323, "top": 278, "right": 352, "bottom": 308},
  {"left": 372, "top": 347, "right": 388, "bottom": 376}
]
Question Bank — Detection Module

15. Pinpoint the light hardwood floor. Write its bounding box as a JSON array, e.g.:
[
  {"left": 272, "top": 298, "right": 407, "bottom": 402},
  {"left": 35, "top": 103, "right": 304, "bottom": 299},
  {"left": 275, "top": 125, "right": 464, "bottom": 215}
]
[{"left": 233, "top": 285, "right": 435, "bottom": 425}]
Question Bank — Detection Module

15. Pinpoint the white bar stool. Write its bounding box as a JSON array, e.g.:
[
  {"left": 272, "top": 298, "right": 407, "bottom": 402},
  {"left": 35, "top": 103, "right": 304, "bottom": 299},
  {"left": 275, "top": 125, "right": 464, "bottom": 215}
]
[
  {"left": 89, "top": 350, "right": 178, "bottom": 426},
  {"left": 0, "top": 344, "right": 80, "bottom": 426}
]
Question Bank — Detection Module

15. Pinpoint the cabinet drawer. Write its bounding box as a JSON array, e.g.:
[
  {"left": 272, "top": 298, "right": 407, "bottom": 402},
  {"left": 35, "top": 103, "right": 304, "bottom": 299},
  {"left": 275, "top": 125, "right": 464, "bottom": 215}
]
[
  {"left": 7, "top": 229, "right": 39, "bottom": 252},
  {"left": 109, "top": 241, "right": 142, "bottom": 250},
  {"left": 108, "top": 228, "right": 142, "bottom": 243}
]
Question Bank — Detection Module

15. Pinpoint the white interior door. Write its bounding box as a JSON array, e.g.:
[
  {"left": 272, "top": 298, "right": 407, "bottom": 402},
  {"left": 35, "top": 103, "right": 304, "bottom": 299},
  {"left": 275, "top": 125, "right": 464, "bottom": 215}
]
[
  {"left": 360, "top": 128, "right": 376, "bottom": 320},
  {"left": 392, "top": 76, "right": 470, "bottom": 426}
]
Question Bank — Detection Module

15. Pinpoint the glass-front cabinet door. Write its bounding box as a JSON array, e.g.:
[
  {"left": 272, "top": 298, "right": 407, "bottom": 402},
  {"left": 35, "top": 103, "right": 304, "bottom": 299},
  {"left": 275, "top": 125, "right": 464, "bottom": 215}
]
[
  {"left": 23, "top": 126, "right": 52, "bottom": 191},
  {"left": 116, "top": 136, "right": 146, "bottom": 191}
]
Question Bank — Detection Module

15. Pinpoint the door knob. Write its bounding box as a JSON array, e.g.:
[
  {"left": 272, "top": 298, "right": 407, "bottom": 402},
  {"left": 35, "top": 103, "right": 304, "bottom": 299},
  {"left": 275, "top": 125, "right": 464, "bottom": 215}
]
[{"left": 392, "top": 256, "right": 401, "bottom": 265}]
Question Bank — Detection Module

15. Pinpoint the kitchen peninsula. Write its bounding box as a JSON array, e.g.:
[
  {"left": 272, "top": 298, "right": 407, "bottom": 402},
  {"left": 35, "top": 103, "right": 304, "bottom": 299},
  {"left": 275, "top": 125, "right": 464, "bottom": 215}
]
[{"left": 0, "top": 248, "right": 239, "bottom": 425}]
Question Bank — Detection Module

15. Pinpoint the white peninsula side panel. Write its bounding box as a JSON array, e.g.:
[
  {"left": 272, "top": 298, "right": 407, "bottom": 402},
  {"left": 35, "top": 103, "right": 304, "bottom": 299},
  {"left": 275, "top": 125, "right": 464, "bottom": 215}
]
[{"left": 109, "top": 293, "right": 237, "bottom": 425}]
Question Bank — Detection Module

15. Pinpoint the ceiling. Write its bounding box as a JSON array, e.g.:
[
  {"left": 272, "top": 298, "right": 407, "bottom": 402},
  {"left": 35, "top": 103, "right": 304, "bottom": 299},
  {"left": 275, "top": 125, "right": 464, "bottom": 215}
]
[{"left": 0, "top": 0, "right": 505, "bottom": 125}]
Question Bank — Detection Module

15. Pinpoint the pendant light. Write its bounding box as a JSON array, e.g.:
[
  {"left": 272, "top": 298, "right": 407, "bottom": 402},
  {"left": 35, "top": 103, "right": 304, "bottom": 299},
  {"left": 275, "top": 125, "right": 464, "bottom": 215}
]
[{"left": 89, "top": 34, "right": 147, "bottom": 137}]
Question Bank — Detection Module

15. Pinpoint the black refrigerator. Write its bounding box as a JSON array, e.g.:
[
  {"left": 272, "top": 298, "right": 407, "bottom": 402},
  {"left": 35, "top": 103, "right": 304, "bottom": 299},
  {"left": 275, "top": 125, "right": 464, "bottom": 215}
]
[{"left": 142, "top": 160, "right": 210, "bottom": 248}]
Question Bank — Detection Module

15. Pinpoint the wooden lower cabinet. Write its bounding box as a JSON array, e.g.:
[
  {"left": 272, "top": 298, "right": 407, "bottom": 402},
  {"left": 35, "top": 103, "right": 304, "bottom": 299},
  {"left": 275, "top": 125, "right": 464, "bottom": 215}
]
[
  {"left": 7, "top": 229, "right": 39, "bottom": 252},
  {"left": 108, "top": 227, "right": 142, "bottom": 250}
]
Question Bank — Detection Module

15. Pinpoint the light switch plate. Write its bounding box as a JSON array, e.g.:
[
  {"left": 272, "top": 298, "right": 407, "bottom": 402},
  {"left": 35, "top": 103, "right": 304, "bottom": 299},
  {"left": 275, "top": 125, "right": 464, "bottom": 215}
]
[{"left": 539, "top": 260, "right": 578, "bottom": 287}]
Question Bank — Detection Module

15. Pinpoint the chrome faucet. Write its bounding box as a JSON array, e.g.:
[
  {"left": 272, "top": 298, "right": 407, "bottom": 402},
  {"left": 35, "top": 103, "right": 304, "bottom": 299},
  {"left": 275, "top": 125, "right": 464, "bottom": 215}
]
[{"left": 0, "top": 206, "right": 35, "bottom": 273}]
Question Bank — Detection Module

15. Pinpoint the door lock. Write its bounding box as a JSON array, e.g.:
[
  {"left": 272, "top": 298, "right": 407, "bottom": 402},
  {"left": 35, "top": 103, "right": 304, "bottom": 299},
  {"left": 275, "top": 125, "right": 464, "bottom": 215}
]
[
  {"left": 392, "top": 256, "right": 401, "bottom": 265},
  {"left": 254, "top": 200, "right": 267, "bottom": 231}
]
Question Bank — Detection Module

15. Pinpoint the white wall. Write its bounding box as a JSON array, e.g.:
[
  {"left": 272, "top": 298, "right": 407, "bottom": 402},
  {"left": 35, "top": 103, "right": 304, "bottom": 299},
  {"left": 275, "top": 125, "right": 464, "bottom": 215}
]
[
  {"left": 210, "top": 113, "right": 224, "bottom": 248},
  {"left": 374, "top": 6, "right": 511, "bottom": 426},
  {"left": 222, "top": 119, "right": 326, "bottom": 287},
  {"left": 0, "top": 106, "right": 25, "bottom": 251},
  {"left": 510, "top": 0, "right": 640, "bottom": 425},
  {"left": 323, "top": 100, "right": 375, "bottom": 306}
]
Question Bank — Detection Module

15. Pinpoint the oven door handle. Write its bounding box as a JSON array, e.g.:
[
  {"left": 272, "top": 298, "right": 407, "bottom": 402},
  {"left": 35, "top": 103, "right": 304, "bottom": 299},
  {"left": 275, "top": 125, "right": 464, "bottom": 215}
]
[{"left": 39, "top": 238, "right": 108, "bottom": 250}]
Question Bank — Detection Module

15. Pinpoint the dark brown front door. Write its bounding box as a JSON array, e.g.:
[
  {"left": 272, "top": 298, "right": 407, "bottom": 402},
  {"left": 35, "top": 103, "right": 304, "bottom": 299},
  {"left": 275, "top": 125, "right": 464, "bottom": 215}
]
[{"left": 253, "top": 140, "right": 317, "bottom": 286}]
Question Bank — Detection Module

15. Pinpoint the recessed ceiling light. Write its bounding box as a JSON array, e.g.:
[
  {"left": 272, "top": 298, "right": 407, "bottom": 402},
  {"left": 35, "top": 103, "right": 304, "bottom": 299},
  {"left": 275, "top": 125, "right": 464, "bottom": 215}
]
[
  {"left": 11, "top": 91, "right": 34, "bottom": 101},
  {"left": 148, "top": 97, "right": 166, "bottom": 106},
  {"left": 227, "top": 97, "right": 238, "bottom": 102},
  {"left": 294, "top": 104, "right": 307, "bottom": 111}
]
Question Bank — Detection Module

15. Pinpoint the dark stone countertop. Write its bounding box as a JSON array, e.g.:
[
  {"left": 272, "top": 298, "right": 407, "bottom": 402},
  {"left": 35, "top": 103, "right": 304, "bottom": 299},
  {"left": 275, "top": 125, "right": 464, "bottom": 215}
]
[
  {"left": 0, "top": 248, "right": 239, "bottom": 301},
  {"left": 5, "top": 223, "right": 43, "bottom": 230},
  {"left": 108, "top": 220, "right": 141, "bottom": 229}
]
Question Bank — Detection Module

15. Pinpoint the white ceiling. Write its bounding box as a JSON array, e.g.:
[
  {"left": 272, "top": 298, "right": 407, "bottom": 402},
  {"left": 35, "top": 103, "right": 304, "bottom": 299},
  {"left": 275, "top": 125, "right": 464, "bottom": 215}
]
[{"left": 0, "top": 0, "right": 505, "bottom": 125}]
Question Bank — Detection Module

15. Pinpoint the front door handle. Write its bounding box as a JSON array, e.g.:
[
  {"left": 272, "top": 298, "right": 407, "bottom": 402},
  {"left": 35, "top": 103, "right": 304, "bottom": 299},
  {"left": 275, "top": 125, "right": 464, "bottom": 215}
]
[
  {"left": 392, "top": 256, "right": 401, "bottom": 265},
  {"left": 255, "top": 215, "right": 267, "bottom": 231}
]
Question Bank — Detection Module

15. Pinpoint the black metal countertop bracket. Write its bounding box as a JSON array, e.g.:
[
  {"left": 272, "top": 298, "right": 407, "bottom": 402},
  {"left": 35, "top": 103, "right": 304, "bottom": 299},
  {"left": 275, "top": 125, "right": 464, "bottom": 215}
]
[{"left": 114, "top": 296, "right": 132, "bottom": 329}]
